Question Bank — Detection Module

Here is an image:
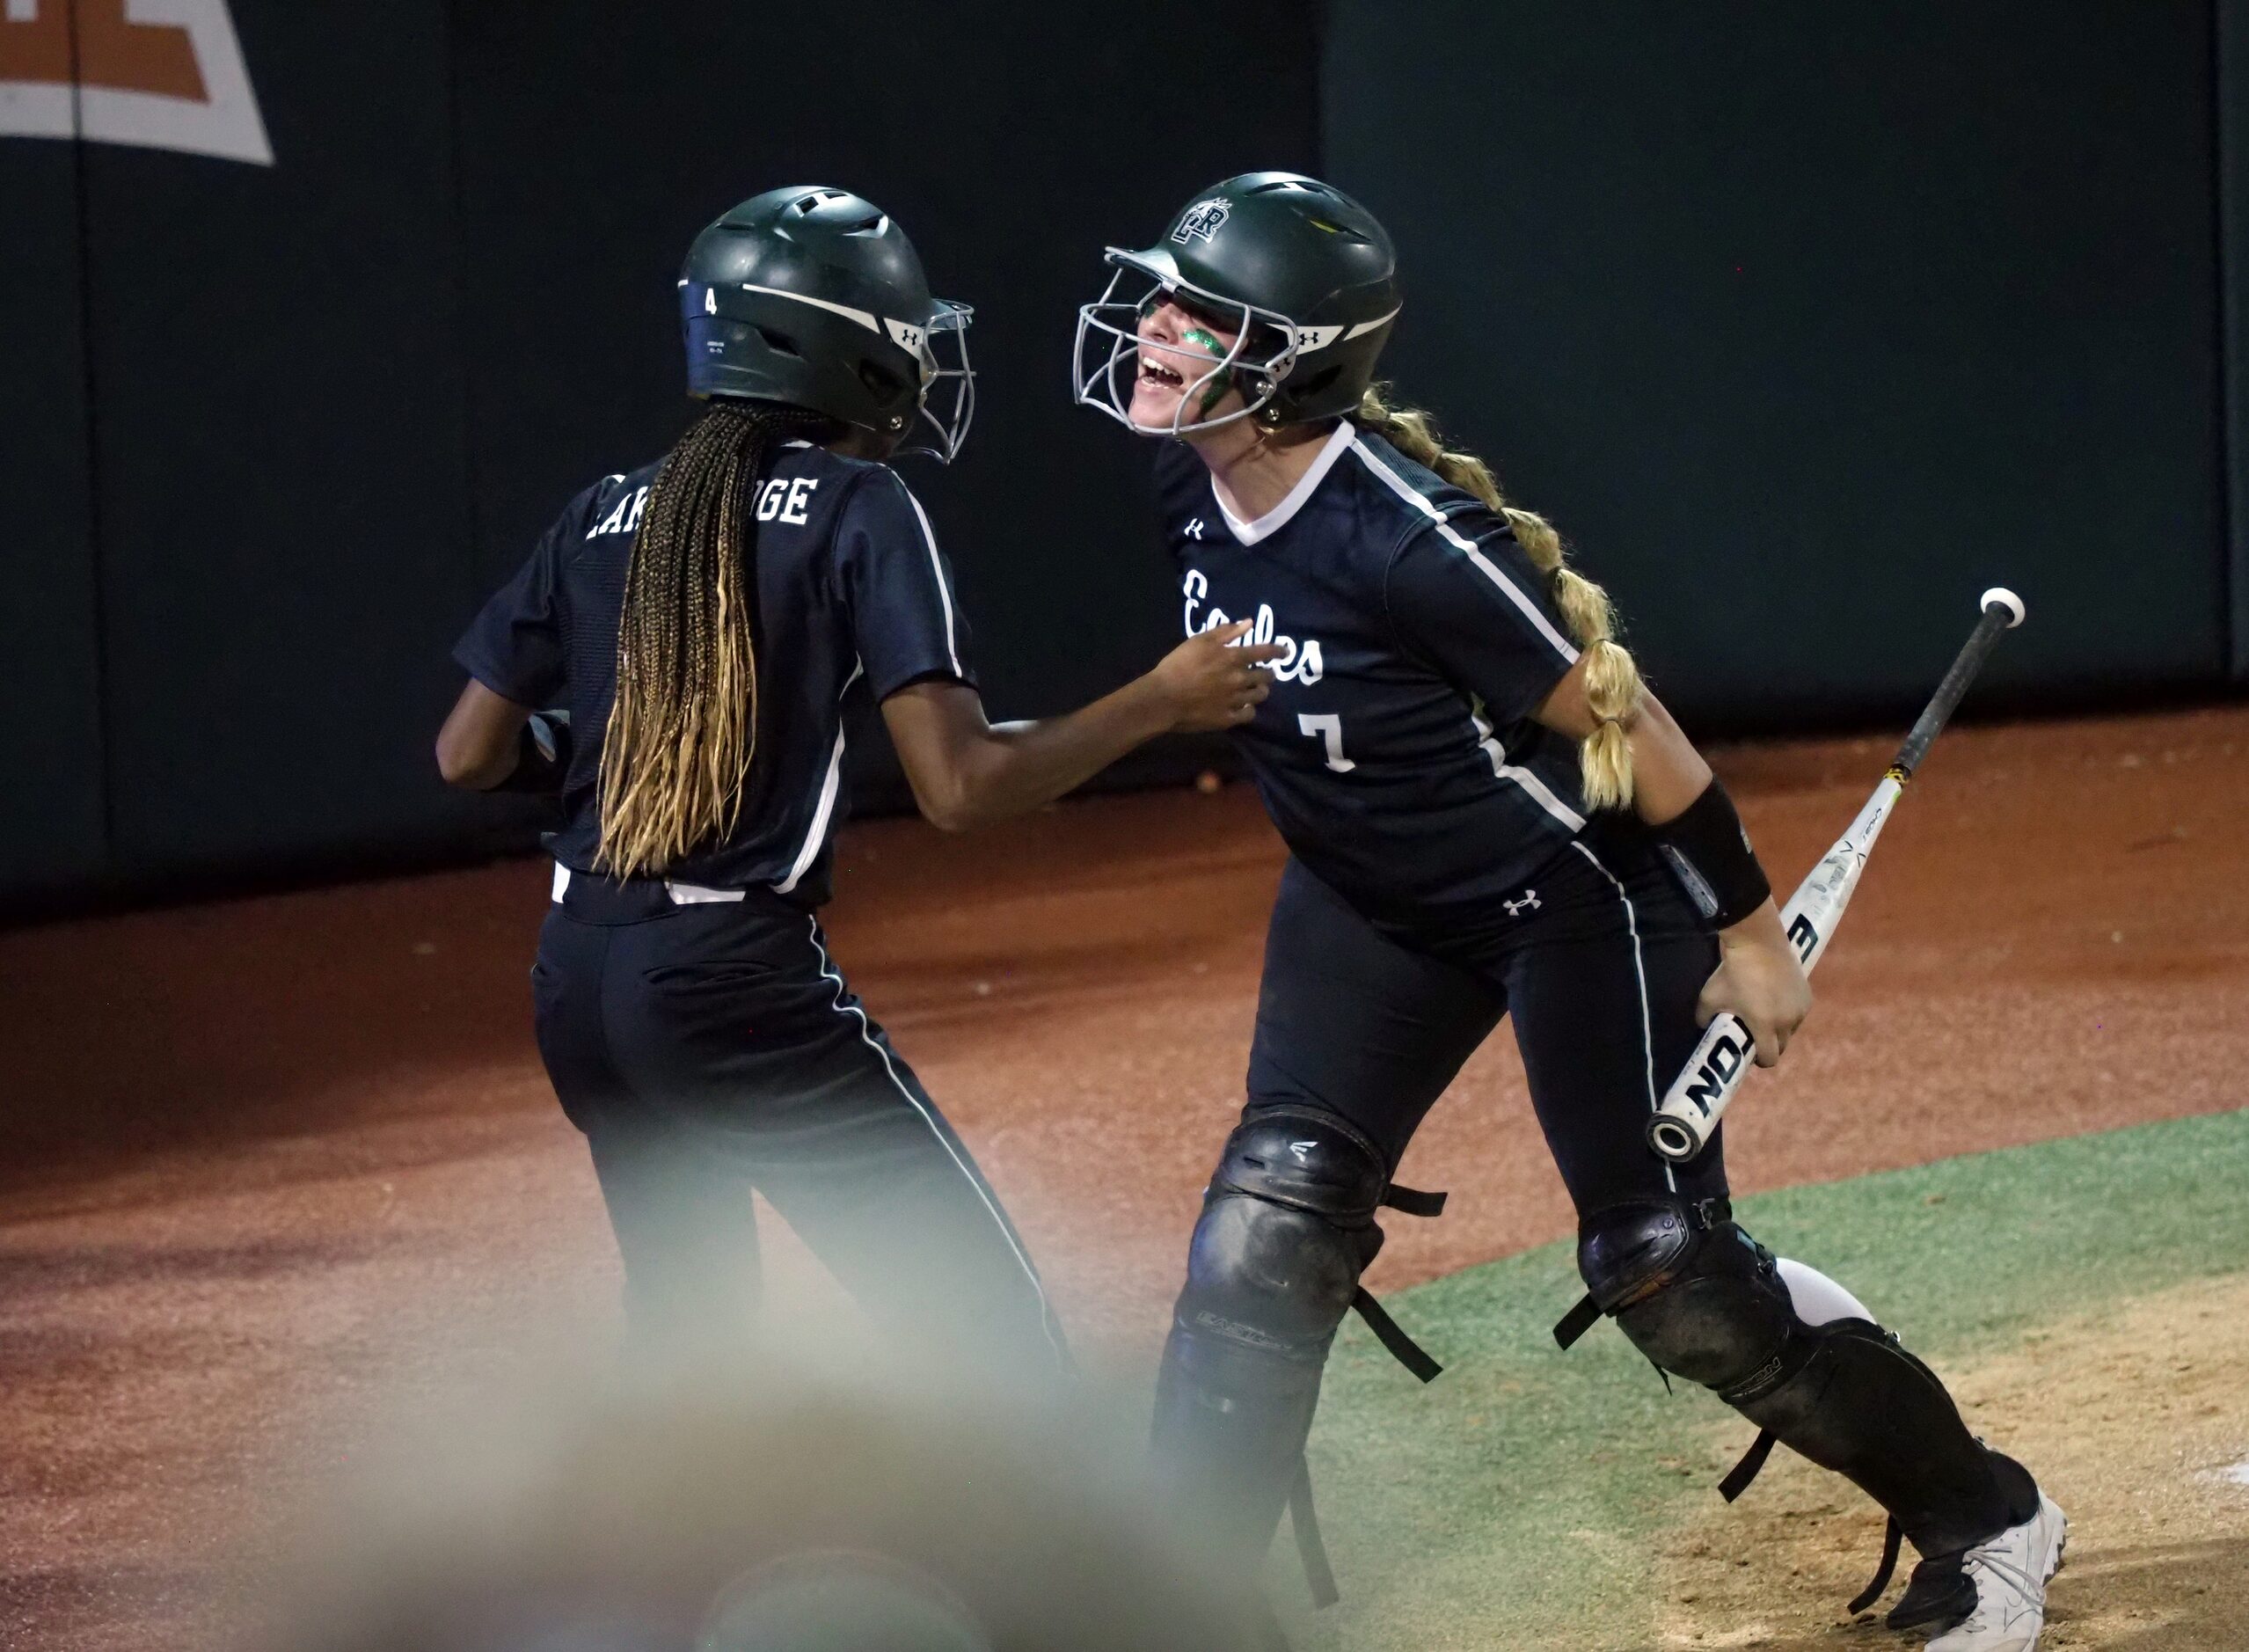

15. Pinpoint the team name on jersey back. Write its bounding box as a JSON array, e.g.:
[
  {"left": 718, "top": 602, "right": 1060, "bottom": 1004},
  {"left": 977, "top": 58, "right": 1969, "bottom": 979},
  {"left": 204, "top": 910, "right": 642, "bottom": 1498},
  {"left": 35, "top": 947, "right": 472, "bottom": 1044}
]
[
  {"left": 586, "top": 480, "right": 647, "bottom": 538},
  {"left": 585, "top": 475, "right": 823, "bottom": 538},
  {"left": 457, "top": 442, "right": 969, "bottom": 908}
]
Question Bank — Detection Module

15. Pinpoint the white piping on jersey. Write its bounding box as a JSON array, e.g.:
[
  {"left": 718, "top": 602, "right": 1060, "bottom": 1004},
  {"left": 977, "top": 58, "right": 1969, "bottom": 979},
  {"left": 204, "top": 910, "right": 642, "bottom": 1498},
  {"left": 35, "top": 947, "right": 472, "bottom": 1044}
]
[
  {"left": 775, "top": 659, "right": 865, "bottom": 895},
  {"left": 900, "top": 482, "right": 964, "bottom": 676},
  {"left": 1470, "top": 697, "right": 1588, "bottom": 833},
  {"left": 1214, "top": 420, "right": 1356, "bottom": 545},
  {"left": 1570, "top": 840, "right": 1677, "bottom": 1195},
  {"left": 1347, "top": 437, "right": 1581, "bottom": 665},
  {"left": 740, "top": 281, "right": 882, "bottom": 335}
]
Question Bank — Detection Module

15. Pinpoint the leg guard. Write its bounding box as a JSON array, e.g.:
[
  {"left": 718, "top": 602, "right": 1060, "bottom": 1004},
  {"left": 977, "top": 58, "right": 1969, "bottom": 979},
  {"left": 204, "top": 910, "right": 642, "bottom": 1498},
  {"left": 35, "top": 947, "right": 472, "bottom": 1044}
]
[
  {"left": 1153, "top": 1107, "right": 1441, "bottom": 1597},
  {"left": 1574, "top": 1200, "right": 2025, "bottom": 1567}
]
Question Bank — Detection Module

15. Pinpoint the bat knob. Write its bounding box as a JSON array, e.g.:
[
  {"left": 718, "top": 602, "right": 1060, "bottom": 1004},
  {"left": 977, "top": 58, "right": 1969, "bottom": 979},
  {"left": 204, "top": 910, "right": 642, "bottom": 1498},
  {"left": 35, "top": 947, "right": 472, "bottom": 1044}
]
[
  {"left": 1647, "top": 1114, "right": 1706, "bottom": 1164},
  {"left": 1980, "top": 587, "right": 2026, "bottom": 628}
]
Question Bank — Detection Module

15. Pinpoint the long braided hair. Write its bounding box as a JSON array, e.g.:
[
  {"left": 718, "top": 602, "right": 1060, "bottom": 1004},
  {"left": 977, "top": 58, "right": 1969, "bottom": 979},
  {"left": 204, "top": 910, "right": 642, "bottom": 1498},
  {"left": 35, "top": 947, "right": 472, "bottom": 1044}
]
[
  {"left": 595, "top": 398, "right": 826, "bottom": 878},
  {"left": 1355, "top": 386, "right": 1646, "bottom": 810}
]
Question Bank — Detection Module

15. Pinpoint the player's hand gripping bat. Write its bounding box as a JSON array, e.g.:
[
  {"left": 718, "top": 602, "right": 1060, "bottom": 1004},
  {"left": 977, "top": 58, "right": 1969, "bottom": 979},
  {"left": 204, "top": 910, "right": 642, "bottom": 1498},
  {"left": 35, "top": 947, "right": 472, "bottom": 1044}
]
[{"left": 1644, "top": 588, "right": 2026, "bottom": 1164}]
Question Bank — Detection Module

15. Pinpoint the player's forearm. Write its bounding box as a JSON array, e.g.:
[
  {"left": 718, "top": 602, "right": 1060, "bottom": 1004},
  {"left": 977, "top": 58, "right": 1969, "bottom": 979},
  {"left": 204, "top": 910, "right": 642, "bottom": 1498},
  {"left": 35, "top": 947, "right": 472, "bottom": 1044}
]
[
  {"left": 886, "top": 626, "right": 1268, "bottom": 830},
  {"left": 436, "top": 681, "right": 534, "bottom": 790},
  {"left": 928, "top": 677, "right": 1173, "bottom": 830},
  {"left": 1623, "top": 694, "right": 1714, "bottom": 829}
]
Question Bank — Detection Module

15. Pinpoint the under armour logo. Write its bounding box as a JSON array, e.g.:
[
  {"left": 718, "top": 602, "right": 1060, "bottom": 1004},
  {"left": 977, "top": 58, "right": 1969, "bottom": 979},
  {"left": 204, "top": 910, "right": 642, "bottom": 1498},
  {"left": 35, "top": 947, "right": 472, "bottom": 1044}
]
[
  {"left": 1503, "top": 889, "right": 1541, "bottom": 918},
  {"left": 1186, "top": 517, "right": 1205, "bottom": 540}
]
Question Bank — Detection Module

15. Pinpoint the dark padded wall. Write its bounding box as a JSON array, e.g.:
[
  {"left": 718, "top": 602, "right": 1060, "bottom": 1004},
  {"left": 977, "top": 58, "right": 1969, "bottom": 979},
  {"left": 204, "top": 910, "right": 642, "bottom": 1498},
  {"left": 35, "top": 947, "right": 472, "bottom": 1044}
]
[
  {"left": 2223, "top": 0, "right": 2249, "bottom": 680},
  {"left": 4, "top": 0, "right": 1313, "bottom": 917},
  {"left": 0, "top": 135, "right": 107, "bottom": 893},
  {"left": 78, "top": 0, "right": 482, "bottom": 882},
  {"left": 11, "top": 4, "right": 2244, "bottom": 911},
  {"left": 1324, "top": 2, "right": 2229, "bottom": 727},
  {"left": 449, "top": 2, "right": 1318, "bottom": 727},
  {"left": 3, "top": 0, "right": 1317, "bottom": 912}
]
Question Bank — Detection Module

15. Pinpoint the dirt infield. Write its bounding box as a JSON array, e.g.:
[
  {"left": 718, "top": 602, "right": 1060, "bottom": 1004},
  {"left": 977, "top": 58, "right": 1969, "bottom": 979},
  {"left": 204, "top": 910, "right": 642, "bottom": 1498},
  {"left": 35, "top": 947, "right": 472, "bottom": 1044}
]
[
  {"left": 2, "top": 703, "right": 2245, "bottom": 1648},
  {"left": 1660, "top": 1271, "right": 2249, "bottom": 1652}
]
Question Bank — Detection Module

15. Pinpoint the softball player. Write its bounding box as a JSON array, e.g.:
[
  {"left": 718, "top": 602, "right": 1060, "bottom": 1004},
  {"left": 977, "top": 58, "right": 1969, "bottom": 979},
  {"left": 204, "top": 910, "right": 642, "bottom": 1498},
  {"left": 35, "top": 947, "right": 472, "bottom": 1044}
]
[
  {"left": 436, "top": 186, "right": 1275, "bottom": 1378},
  {"left": 1075, "top": 173, "right": 2062, "bottom": 1649}
]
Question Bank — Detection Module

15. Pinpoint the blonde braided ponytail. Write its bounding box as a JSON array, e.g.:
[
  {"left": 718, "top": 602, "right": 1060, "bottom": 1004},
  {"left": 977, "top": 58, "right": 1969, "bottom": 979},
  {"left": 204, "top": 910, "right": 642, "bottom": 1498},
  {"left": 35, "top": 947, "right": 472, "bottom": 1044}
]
[{"left": 1356, "top": 387, "right": 1644, "bottom": 809}]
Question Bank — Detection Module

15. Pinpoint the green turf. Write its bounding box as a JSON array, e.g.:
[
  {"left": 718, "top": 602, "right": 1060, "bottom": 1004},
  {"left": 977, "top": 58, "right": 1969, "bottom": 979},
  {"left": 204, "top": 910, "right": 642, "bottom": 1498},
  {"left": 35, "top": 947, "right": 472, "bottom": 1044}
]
[{"left": 1287, "top": 1108, "right": 2249, "bottom": 1650}]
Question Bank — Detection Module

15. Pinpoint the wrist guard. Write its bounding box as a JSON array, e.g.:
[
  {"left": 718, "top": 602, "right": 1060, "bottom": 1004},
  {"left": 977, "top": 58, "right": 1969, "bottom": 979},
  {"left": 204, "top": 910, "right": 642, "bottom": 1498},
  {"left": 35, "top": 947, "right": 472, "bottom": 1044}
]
[
  {"left": 1651, "top": 779, "right": 1770, "bottom": 931},
  {"left": 492, "top": 711, "right": 572, "bottom": 796}
]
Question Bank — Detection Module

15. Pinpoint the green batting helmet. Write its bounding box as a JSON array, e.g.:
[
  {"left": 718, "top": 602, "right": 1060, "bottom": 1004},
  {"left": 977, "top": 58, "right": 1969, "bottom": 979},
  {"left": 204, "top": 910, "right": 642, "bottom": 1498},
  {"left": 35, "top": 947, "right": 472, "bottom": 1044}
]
[
  {"left": 1074, "top": 172, "right": 1399, "bottom": 435},
  {"left": 682, "top": 186, "right": 975, "bottom": 461}
]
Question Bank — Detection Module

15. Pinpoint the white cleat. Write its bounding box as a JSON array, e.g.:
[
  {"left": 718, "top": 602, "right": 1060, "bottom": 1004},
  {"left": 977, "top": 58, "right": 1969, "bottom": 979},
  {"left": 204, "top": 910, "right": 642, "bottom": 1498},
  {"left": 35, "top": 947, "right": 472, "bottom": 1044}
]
[{"left": 1924, "top": 1492, "right": 2067, "bottom": 1652}]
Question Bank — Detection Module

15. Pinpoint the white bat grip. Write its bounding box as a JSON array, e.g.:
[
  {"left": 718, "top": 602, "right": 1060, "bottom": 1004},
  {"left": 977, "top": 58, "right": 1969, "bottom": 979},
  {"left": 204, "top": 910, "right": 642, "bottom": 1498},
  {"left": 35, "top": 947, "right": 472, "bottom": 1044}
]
[
  {"left": 1646, "top": 778, "right": 1903, "bottom": 1163},
  {"left": 1647, "top": 1014, "right": 1756, "bottom": 1162}
]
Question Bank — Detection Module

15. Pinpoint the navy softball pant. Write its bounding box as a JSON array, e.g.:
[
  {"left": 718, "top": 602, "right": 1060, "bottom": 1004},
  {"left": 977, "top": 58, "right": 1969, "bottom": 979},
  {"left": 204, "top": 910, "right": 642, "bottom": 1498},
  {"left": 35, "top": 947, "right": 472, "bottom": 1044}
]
[
  {"left": 529, "top": 869, "right": 1068, "bottom": 1377},
  {"left": 1245, "top": 832, "right": 1728, "bottom": 1217}
]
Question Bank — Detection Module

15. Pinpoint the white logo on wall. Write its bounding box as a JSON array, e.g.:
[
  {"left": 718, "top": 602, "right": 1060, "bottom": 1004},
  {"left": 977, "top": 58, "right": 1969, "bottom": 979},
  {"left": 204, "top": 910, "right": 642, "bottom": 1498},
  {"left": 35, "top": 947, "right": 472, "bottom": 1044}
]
[
  {"left": 1172, "top": 197, "right": 1230, "bottom": 244},
  {"left": 1, "top": 0, "right": 273, "bottom": 165}
]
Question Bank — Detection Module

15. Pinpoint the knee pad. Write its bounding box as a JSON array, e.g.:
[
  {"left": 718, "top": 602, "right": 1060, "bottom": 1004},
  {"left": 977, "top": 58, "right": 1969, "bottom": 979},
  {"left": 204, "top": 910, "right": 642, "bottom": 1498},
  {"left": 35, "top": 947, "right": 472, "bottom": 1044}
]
[
  {"left": 1159, "top": 1109, "right": 1449, "bottom": 1606},
  {"left": 1214, "top": 1104, "right": 1391, "bottom": 1226},
  {"left": 1176, "top": 1107, "right": 1389, "bottom": 1364},
  {"left": 1575, "top": 1198, "right": 1828, "bottom": 1400}
]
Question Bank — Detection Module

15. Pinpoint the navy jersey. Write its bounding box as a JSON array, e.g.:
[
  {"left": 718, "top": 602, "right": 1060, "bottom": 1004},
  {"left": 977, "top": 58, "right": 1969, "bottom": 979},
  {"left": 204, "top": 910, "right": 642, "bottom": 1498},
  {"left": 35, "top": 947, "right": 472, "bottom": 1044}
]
[
  {"left": 1158, "top": 422, "right": 1588, "bottom": 925},
  {"left": 455, "top": 441, "right": 974, "bottom": 904}
]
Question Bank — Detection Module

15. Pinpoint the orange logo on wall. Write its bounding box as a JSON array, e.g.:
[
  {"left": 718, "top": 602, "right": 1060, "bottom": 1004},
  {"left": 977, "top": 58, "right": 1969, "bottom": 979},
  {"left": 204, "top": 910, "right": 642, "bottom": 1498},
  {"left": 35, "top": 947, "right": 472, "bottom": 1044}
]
[{"left": 1, "top": 0, "right": 272, "bottom": 164}]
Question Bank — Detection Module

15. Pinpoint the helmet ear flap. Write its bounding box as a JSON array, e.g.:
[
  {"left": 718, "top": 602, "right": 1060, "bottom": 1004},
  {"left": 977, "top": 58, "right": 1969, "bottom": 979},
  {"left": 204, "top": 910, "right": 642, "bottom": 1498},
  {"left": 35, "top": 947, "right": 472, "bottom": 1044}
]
[
  {"left": 856, "top": 355, "right": 909, "bottom": 405},
  {"left": 1271, "top": 361, "right": 1346, "bottom": 423}
]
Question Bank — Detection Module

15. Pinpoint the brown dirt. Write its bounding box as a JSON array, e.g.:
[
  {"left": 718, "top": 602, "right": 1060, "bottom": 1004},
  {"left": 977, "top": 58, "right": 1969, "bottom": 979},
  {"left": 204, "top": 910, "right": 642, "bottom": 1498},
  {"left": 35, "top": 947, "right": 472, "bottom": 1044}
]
[
  {"left": 2, "top": 703, "right": 2246, "bottom": 1649},
  {"left": 1658, "top": 1270, "right": 2249, "bottom": 1651}
]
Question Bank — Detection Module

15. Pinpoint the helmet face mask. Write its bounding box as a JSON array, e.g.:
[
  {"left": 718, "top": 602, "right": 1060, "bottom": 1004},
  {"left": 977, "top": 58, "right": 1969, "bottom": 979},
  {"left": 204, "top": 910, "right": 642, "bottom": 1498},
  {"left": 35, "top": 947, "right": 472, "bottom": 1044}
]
[
  {"left": 1074, "top": 251, "right": 1302, "bottom": 437},
  {"left": 1075, "top": 172, "right": 1400, "bottom": 438},
  {"left": 901, "top": 298, "right": 975, "bottom": 462},
  {"left": 681, "top": 186, "right": 977, "bottom": 464}
]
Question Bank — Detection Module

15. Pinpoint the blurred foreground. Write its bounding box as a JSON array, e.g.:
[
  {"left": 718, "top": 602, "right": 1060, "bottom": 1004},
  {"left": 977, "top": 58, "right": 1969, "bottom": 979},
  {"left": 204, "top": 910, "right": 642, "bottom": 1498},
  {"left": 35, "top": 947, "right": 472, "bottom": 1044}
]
[{"left": 252, "top": 1332, "right": 1265, "bottom": 1652}]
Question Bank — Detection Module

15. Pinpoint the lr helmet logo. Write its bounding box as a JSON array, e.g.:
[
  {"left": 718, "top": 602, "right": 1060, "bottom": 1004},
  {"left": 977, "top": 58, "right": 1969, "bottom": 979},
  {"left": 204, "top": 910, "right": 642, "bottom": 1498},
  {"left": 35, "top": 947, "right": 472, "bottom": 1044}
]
[
  {"left": 1172, "top": 197, "right": 1230, "bottom": 245},
  {"left": 2, "top": 0, "right": 273, "bottom": 165}
]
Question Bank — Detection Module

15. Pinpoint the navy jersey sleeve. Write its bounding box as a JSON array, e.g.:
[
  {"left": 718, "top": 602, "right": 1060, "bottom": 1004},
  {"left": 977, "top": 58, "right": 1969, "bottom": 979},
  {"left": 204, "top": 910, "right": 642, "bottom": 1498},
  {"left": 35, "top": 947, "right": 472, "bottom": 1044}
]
[
  {"left": 453, "top": 509, "right": 573, "bottom": 707},
  {"left": 1382, "top": 511, "right": 1581, "bottom": 725},
  {"left": 836, "top": 470, "right": 978, "bottom": 701}
]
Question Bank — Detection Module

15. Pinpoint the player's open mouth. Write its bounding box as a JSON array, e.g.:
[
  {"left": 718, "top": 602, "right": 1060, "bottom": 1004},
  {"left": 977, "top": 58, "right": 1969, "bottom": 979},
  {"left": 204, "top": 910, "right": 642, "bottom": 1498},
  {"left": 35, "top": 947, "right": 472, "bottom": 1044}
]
[{"left": 1138, "top": 355, "right": 1186, "bottom": 388}]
